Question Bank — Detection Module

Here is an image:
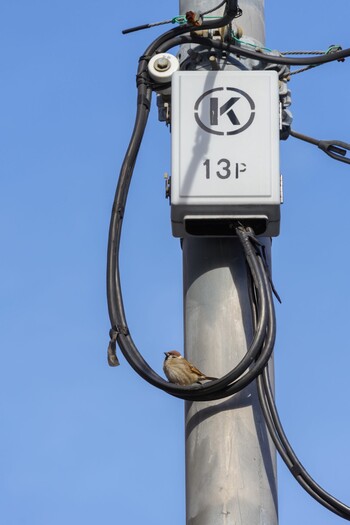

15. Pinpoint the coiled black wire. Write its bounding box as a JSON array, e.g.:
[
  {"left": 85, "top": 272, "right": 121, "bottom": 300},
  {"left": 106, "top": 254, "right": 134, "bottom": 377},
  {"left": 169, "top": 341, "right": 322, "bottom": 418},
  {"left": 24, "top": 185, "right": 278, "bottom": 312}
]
[{"left": 107, "top": 2, "right": 350, "bottom": 518}]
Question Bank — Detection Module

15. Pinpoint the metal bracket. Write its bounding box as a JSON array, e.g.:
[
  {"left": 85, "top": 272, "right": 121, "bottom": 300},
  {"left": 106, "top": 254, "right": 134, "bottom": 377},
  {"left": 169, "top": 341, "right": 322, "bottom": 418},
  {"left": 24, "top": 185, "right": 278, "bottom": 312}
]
[{"left": 290, "top": 130, "right": 350, "bottom": 165}]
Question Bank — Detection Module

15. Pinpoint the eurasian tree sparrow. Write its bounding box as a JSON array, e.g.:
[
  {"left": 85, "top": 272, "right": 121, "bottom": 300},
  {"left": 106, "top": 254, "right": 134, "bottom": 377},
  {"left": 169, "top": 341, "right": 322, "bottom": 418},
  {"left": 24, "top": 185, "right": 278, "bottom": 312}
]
[{"left": 163, "top": 350, "right": 217, "bottom": 385}]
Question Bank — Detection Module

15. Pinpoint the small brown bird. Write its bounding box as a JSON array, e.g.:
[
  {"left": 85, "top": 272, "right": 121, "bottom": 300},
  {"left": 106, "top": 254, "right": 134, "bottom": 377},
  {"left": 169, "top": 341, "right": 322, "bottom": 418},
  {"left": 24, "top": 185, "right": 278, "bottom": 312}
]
[{"left": 163, "top": 350, "right": 217, "bottom": 386}]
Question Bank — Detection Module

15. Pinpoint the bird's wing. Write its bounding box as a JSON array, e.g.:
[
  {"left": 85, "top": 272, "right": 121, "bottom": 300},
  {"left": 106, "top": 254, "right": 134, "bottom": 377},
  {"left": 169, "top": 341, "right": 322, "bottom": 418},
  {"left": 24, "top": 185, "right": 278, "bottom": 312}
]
[{"left": 189, "top": 363, "right": 205, "bottom": 377}]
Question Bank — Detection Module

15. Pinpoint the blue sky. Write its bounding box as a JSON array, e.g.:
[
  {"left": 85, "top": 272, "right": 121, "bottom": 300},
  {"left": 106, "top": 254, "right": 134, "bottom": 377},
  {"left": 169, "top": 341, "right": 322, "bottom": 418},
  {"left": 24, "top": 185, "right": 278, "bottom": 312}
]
[{"left": 1, "top": 1, "right": 350, "bottom": 524}]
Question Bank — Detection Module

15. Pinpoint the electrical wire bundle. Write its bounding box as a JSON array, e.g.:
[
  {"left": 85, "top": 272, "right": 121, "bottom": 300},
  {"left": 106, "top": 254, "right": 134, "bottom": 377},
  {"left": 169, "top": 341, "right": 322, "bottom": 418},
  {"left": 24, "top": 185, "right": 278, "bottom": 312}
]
[{"left": 107, "top": 0, "right": 350, "bottom": 519}]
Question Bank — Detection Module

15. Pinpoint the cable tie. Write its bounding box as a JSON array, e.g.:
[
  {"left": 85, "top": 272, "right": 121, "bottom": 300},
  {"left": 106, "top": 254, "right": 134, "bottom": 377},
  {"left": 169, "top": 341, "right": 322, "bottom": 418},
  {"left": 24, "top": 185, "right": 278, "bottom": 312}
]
[
  {"left": 137, "top": 93, "right": 151, "bottom": 109},
  {"left": 290, "top": 463, "right": 303, "bottom": 477},
  {"left": 136, "top": 72, "right": 150, "bottom": 87},
  {"left": 114, "top": 324, "right": 129, "bottom": 336},
  {"left": 138, "top": 54, "right": 152, "bottom": 63},
  {"left": 172, "top": 15, "right": 187, "bottom": 25},
  {"left": 326, "top": 44, "right": 345, "bottom": 62},
  {"left": 152, "top": 81, "right": 172, "bottom": 92}
]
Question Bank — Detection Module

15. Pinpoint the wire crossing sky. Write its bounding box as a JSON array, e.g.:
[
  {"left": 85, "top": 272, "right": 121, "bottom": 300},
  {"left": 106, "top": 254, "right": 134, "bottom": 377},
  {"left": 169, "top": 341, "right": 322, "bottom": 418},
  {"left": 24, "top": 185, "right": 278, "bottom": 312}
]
[{"left": 1, "top": 1, "right": 350, "bottom": 524}]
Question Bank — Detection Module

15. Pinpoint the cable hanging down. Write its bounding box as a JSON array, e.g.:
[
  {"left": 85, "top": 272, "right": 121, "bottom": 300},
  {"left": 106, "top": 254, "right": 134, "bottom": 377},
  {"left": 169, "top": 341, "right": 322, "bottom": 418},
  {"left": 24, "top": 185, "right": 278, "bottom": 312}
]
[{"left": 108, "top": 1, "right": 350, "bottom": 520}]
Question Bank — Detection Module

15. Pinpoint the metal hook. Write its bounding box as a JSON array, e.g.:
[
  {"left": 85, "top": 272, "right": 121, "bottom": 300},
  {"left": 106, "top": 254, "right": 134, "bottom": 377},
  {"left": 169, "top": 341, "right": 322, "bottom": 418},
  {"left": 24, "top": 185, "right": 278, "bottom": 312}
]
[{"left": 290, "top": 130, "right": 350, "bottom": 165}]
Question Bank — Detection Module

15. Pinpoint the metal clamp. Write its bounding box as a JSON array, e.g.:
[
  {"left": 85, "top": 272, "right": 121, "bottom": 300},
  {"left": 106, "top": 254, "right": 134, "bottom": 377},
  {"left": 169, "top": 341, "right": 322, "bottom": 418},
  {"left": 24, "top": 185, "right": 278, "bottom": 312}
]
[{"left": 290, "top": 129, "right": 350, "bottom": 165}]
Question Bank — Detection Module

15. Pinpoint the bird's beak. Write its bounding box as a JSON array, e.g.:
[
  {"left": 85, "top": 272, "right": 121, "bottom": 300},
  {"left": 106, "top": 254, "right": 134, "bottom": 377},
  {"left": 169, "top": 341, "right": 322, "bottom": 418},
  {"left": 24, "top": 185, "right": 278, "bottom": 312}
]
[{"left": 164, "top": 352, "right": 168, "bottom": 357}]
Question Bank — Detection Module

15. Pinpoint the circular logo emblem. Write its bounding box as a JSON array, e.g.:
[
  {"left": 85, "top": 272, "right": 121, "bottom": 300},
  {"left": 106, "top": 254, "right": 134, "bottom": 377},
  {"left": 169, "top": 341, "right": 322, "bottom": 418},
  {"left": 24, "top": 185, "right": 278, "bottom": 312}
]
[{"left": 194, "top": 87, "right": 255, "bottom": 135}]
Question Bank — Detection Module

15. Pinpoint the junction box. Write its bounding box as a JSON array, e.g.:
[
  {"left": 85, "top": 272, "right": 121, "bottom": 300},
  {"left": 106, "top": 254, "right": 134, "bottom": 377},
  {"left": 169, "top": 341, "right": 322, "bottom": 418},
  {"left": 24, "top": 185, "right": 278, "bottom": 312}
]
[{"left": 170, "top": 70, "right": 281, "bottom": 237}]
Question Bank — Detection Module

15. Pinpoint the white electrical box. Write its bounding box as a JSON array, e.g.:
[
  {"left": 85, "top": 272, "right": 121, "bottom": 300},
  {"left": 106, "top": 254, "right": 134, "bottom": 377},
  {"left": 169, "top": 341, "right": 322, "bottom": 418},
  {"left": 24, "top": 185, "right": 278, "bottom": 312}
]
[{"left": 170, "top": 70, "right": 281, "bottom": 237}]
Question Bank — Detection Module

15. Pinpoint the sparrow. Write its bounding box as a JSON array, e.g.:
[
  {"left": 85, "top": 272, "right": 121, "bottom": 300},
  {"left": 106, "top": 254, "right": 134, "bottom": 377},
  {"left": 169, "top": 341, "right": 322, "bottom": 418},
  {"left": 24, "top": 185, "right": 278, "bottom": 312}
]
[{"left": 163, "top": 350, "right": 217, "bottom": 386}]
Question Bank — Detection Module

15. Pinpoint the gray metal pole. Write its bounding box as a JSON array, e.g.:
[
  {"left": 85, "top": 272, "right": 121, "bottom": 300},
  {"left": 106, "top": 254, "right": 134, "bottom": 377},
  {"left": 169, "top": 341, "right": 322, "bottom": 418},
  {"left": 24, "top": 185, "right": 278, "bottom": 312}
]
[{"left": 180, "top": 1, "right": 278, "bottom": 524}]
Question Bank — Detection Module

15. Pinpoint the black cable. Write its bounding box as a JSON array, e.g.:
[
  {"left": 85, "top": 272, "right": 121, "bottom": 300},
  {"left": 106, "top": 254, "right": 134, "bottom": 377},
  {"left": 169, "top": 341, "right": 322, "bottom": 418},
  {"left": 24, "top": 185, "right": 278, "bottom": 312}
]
[
  {"left": 257, "top": 371, "right": 350, "bottom": 519},
  {"left": 242, "top": 265, "right": 350, "bottom": 520},
  {"left": 107, "top": 0, "right": 257, "bottom": 403},
  {"left": 171, "top": 34, "right": 350, "bottom": 66},
  {"left": 107, "top": 0, "right": 269, "bottom": 402},
  {"left": 107, "top": 7, "right": 350, "bottom": 519},
  {"left": 122, "top": 20, "right": 174, "bottom": 35},
  {"left": 107, "top": 110, "right": 276, "bottom": 400},
  {"left": 138, "top": 35, "right": 350, "bottom": 73}
]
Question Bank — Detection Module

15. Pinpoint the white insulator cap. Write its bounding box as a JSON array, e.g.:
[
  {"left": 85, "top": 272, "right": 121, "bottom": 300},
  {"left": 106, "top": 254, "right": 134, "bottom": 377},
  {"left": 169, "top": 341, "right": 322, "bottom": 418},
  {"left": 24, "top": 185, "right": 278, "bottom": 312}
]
[{"left": 148, "top": 53, "right": 180, "bottom": 84}]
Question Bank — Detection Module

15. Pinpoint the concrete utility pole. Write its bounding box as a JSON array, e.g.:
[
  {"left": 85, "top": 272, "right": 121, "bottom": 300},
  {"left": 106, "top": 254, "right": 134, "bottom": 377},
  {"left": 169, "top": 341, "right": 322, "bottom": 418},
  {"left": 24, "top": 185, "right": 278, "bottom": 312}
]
[{"left": 180, "top": 1, "right": 278, "bottom": 524}]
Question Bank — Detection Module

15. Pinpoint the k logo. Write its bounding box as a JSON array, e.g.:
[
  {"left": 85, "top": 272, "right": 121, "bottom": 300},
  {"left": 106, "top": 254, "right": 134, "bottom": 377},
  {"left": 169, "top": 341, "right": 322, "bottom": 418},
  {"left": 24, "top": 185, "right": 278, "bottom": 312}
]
[{"left": 194, "top": 87, "right": 256, "bottom": 135}]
